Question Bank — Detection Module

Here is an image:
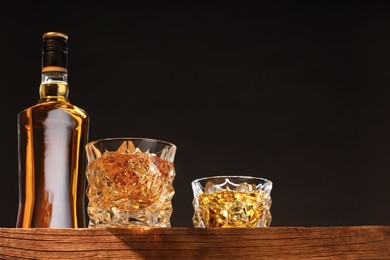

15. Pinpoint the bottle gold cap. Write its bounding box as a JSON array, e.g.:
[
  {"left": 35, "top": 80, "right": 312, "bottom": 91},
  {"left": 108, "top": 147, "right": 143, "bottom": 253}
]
[{"left": 43, "top": 32, "right": 68, "bottom": 40}]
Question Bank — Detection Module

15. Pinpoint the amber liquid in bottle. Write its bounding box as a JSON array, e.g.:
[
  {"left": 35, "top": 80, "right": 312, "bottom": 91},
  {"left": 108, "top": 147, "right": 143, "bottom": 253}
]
[{"left": 16, "top": 32, "right": 89, "bottom": 228}]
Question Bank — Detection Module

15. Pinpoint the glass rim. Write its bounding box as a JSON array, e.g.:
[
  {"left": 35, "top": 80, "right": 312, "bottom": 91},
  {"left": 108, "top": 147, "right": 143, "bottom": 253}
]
[
  {"left": 191, "top": 175, "right": 272, "bottom": 185},
  {"left": 86, "top": 137, "right": 177, "bottom": 149}
]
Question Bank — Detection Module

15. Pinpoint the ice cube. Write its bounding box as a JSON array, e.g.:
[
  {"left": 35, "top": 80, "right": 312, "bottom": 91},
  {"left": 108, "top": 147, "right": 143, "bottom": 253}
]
[
  {"left": 205, "top": 181, "right": 226, "bottom": 193},
  {"left": 236, "top": 182, "right": 256, "bottom": 193}
]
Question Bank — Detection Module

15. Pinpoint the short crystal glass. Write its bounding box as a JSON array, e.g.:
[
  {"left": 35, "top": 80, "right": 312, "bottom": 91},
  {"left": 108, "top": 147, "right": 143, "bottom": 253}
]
[
  {"left": 85, "top": 137, "right": 177, "bottom": 228},
  {"left": 192, "top": 176, "right": 273, "bottom": 228}
]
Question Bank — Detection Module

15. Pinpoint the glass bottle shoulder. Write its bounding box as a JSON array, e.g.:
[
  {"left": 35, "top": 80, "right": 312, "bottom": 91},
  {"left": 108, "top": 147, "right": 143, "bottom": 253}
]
[{"left": 18, "top": 98, "right": 88, "bottom": 120}]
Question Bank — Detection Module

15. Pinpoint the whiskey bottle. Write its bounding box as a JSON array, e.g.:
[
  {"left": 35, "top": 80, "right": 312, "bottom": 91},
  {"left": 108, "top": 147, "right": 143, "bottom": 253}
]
[{"left": 17, "top": 32, "right": 89, "bottom": 228}]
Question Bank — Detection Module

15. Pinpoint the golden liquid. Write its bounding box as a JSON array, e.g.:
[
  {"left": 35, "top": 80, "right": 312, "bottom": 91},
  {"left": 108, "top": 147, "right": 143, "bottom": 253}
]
[
  {"left": 193, "top": 190, "right": 272, "bottom": 228},
  {"left": 17, "top": 82, "right": 89, "bottom": 228},
  {"left": 86, "top": 149, "right": 175, "bottom": 227}
]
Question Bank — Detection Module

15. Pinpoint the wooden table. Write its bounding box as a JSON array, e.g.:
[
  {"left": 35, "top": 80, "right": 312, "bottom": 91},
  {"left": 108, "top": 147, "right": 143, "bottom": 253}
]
[{"left": 1, "top": 226, "right": 389, "bottom": 259}]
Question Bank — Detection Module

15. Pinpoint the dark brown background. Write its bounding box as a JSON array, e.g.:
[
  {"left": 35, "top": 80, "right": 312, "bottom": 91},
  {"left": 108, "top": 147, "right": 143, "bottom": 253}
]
[{"left": 1, "top": 2, "right": 389, "bottom": 228}]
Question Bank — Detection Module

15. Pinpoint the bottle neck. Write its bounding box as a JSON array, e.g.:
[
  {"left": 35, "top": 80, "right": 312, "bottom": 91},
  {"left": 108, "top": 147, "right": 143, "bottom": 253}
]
[
  {"left": 39, "top": 71, "right": 69, "bottom": 100},
  {"left": 41, "top": 70, "right": 68, "bottom": 83}
]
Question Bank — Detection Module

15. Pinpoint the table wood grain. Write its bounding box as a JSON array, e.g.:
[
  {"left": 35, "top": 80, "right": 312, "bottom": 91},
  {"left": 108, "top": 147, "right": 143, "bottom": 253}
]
[{"left": 0, "top": 226, "right": 389, "bottom": 259}]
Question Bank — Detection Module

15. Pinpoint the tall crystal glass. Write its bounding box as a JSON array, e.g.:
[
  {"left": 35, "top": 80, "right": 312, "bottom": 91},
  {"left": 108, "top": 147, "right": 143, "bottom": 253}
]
[{"left": 85, "top": 137, "right": 177, "bottom": 228}]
